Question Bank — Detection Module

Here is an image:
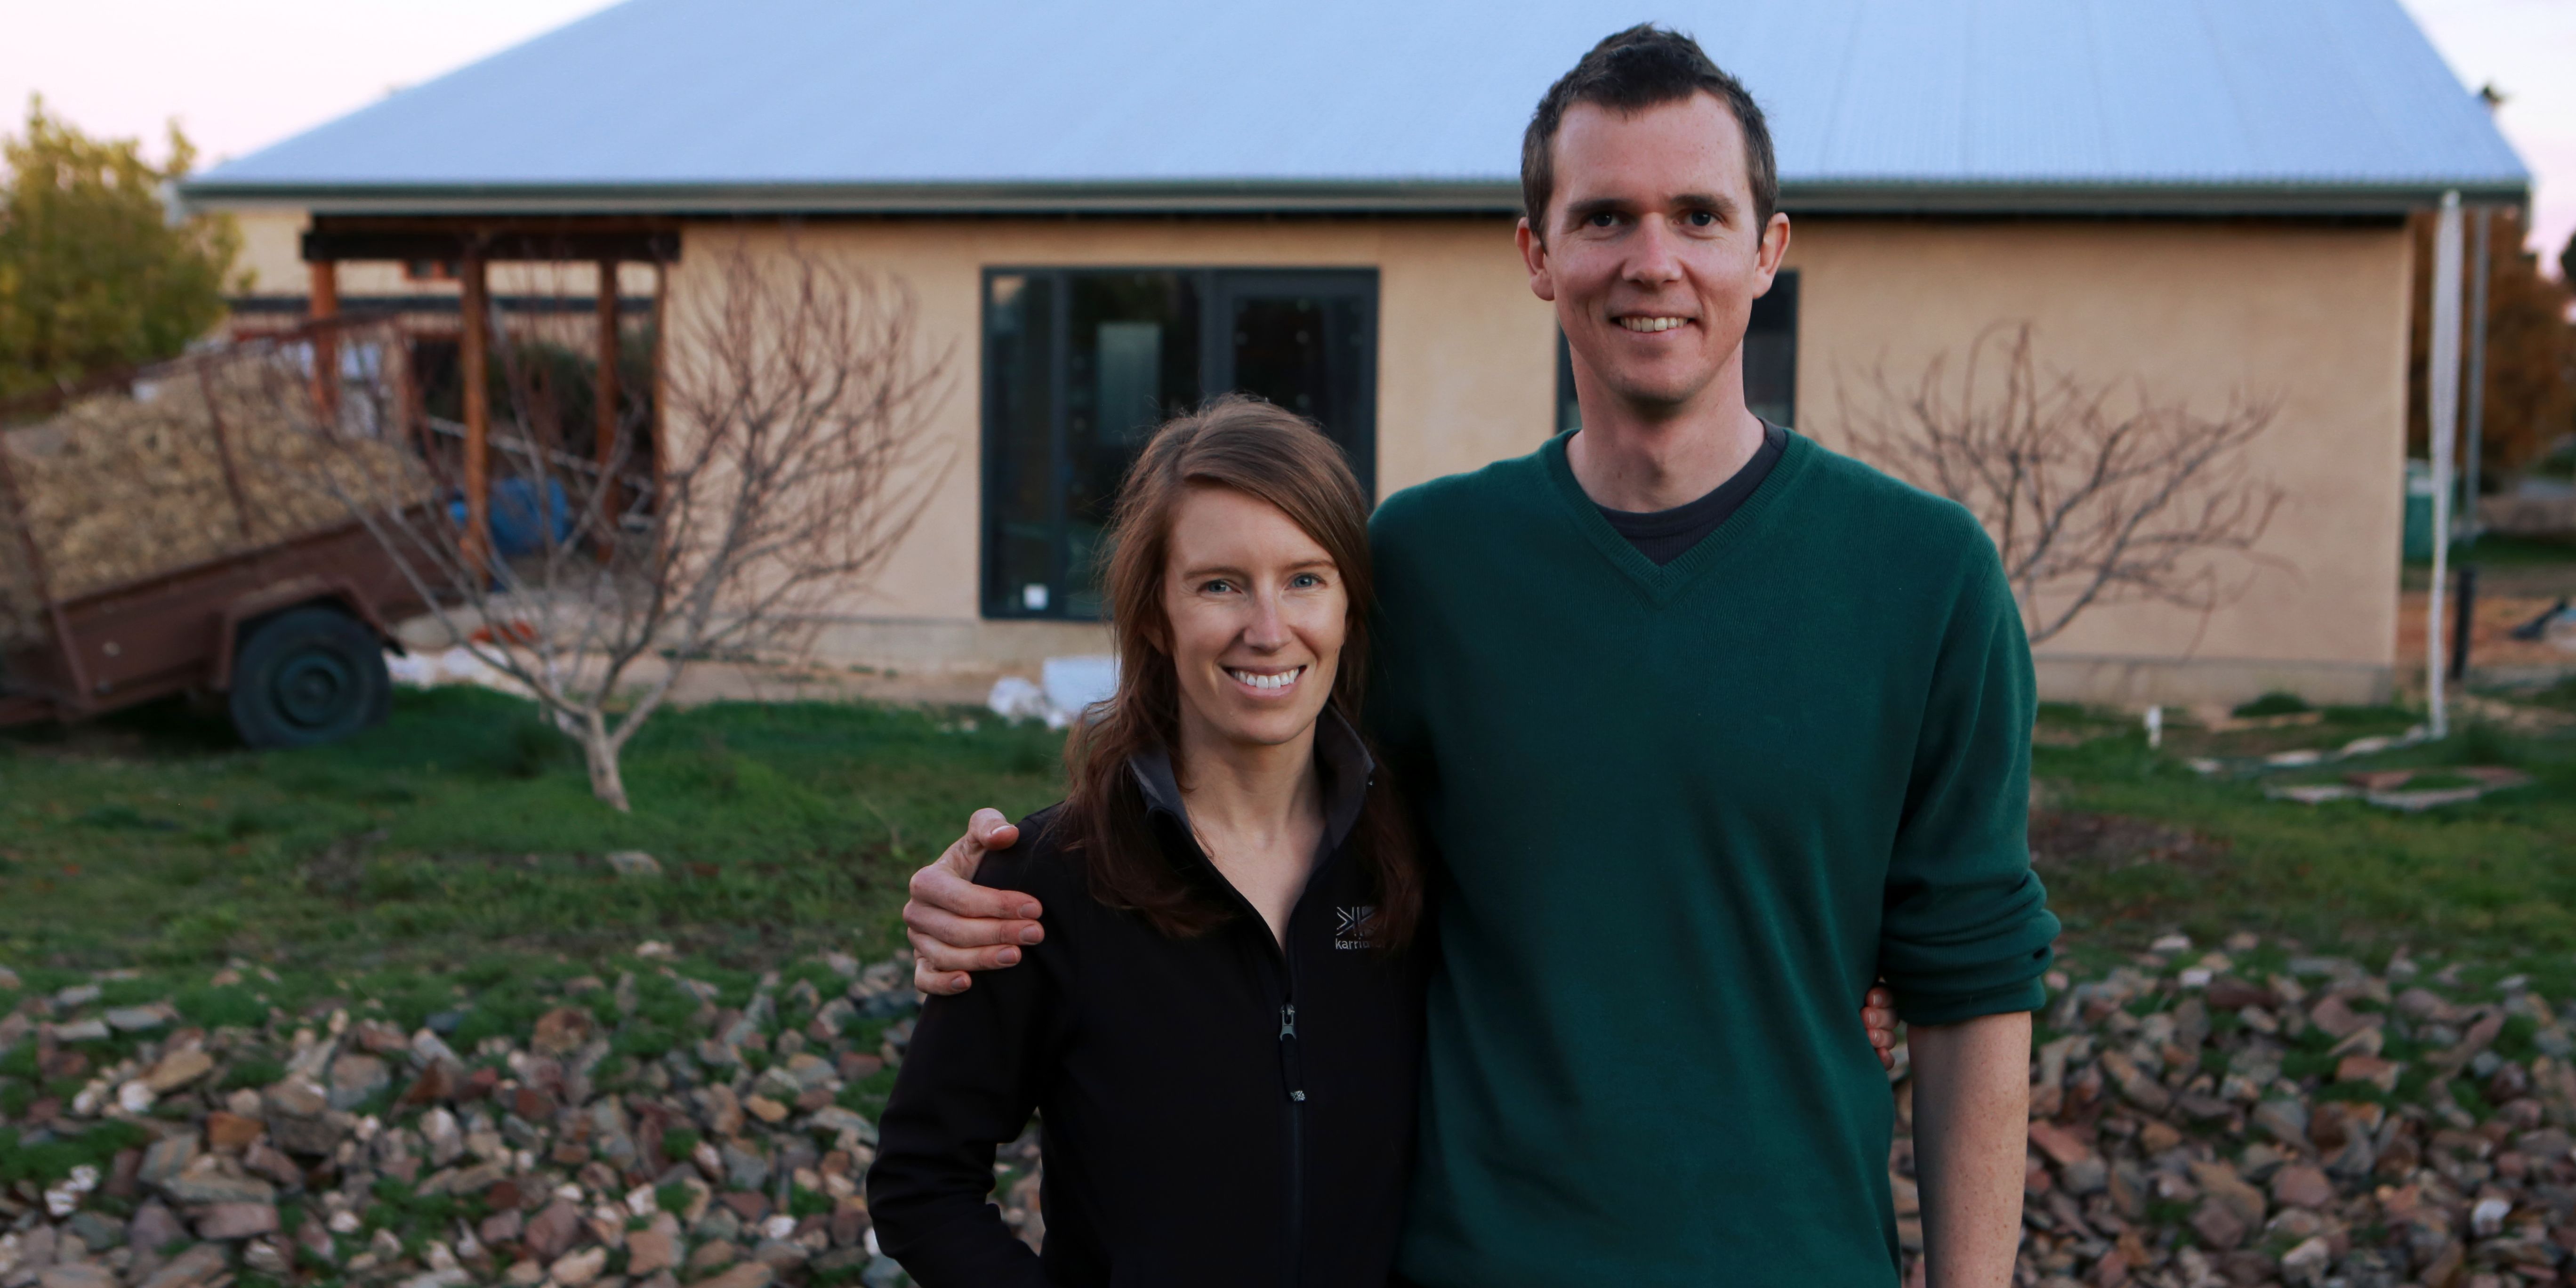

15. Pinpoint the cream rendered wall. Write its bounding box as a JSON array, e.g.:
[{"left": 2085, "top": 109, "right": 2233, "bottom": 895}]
[
  {"left": 1785, "top": 220, "right": 2414, "bottom": 705},
  {"left": 669, "top": 218, "right": 1556, "bottom": 672},
  {"left": 665, "top": 216, "right": 2409, "bottom": 701},
  {"left": 231, "top": 207, "right": 312, "bottom": 293}
]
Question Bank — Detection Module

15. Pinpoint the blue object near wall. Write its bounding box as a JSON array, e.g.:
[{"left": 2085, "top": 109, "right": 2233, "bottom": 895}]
[{"left": 448, "top": 478, "right": 573, "bottom": 558}]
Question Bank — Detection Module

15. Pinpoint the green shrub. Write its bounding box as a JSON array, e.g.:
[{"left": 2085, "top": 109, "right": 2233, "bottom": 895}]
[{"left": 2232, "top": 692, "right": 2311, "bottom": 718}]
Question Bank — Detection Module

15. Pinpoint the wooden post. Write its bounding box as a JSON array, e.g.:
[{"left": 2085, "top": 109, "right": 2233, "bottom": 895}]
[
  {"left": 596, "top": 258, "right": 622, "bottom": 535},
  {"left": 461, "top": 252, "right": 492, "bottom": 572},
  {"left": 651, "top": 259, "right": 668, "bottom": 500},
  {"left": 308, "top": 260, "right": 341, "bottom": 424}
]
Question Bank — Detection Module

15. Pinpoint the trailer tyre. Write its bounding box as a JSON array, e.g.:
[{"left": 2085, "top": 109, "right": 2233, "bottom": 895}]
[{"left": 228, "top": 606, "right": 390, "bottom": 749}]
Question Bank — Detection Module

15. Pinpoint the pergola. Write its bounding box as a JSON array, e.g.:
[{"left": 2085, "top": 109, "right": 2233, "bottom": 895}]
[{"left": 298, "top": 216, "right": 679, "bottom": 561}]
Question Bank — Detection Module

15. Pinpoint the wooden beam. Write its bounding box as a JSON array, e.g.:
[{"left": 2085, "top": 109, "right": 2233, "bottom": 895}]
[
  {"left": 307, "top": 261, "right": 340, "bottom": 423},
  {"left": 595, "top": 258, "right": 622, "bottom": 539},
  {"left": 300, "top": 228, "right": 679, "bottom": 265},
  {"left": 461, "top": 253, "right": 492, "bottom": 572}
]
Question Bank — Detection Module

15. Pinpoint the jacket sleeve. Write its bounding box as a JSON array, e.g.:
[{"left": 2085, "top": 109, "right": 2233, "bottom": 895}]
[
  {"left": 1878, "top": 552, "right": 2060, "bottom": 1026},
  {"left": 864, "top": 853, "right": 1068, "bottom": 1288}
]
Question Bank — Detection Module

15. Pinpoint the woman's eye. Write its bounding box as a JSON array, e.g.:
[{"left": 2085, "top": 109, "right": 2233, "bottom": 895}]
[
  {"left": 1291, "top": 573, "right": 1321, "bottom": 588},
  {"left": 1201, "top": 579, "right": 1233, "bottom": 594}
]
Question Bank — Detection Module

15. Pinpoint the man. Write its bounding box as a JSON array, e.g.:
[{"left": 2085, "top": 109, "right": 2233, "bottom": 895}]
[{"left": 902, "top": 26, "right": 2050, "bottom": 1286}]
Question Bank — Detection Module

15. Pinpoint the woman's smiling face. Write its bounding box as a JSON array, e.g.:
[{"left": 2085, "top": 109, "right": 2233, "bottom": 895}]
[{"left": 1160, "top": 483, "right": 1347, "bottom": 753}]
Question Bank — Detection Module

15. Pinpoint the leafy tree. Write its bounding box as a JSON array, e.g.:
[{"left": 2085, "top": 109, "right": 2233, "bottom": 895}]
[
  {"left": 0, "top": 97, "right": 241, "bottom": 401},
  {"left": 2408, "top": 207, "right": 2576, "bottom": 480}
]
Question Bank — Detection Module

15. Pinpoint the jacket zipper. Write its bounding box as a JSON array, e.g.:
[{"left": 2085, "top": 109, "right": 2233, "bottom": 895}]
[
  {"left": 1155, "top": 806, "right": 1336, "bottom": 1288},
  {"left": 1280, "top": 998, "right": 1306, "bottom": 1288}
]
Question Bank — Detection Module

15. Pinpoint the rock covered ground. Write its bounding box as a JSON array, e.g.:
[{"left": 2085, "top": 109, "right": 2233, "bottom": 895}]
[
  {"left": 1966, "top": 933, "right": 2576, "bottom": 1288},
  {"left": 1, "top": 934, "right": 2570, "bottom": 1288},
  {"left": 0, "top": 953, "right": 1006, "bottom": 1288}
]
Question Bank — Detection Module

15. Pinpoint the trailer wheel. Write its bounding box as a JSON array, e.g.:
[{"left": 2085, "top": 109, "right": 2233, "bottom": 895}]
[{"left": 228, "top": 606, "right": 390, "bottom": 749}]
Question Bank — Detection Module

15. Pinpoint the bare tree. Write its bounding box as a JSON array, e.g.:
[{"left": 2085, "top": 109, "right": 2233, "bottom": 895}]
[
  {"left": 1831, "top": 322, "right": 2287, "bottom": 645},
  {"left": 266, "top": 240, "right": 948, "bottom": 810}
]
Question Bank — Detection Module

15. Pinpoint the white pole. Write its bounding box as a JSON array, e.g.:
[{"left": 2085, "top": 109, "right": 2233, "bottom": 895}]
[{"left": 2426, "top": 192, "right": 2463, "bottom": 739}]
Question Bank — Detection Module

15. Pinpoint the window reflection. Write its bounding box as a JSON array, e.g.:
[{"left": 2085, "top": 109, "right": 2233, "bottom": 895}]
[{"left": 982, "top": 269, "right": 1377, "bottom": 620}]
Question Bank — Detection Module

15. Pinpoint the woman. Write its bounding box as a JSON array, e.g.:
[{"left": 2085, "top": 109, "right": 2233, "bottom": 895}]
[{"left": 866, "top": 396, "right": 1425, "bottom": 1286}]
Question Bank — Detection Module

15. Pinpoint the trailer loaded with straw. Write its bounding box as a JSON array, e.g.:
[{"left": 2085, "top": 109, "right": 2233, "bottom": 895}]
[{"left": 0, "top": 326, "right": 434, "bottom": 747}]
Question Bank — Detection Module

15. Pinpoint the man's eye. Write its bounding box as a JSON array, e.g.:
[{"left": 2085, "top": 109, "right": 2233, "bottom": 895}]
[
  {"left": 1588, "top": 212, "right": 1618, "bottom": 228},
  {"left": 1687, "top": 210, "right": 1717, "bottom": 227}
]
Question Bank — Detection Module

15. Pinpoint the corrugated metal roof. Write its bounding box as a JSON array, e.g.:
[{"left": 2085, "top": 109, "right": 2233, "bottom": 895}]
[{"left": 184, "top": 0, "right": 2528, "bottom": 216}]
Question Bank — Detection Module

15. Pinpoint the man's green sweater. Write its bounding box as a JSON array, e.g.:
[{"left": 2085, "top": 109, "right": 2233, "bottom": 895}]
[{"left": 1367, "top": 430, "right": 2058, "bottom": 1286}]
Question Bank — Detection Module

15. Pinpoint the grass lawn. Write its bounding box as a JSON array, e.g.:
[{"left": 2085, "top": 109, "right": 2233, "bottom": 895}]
[
  {"left": 0, "top": 686, "right": 1065, "bottom": 1011},
  {"left": 3, "top": 679, "right": 2572, "bottom": 1010},
  {"left": 2029, "top": 693, "right": 2576, "bottom": 990}
]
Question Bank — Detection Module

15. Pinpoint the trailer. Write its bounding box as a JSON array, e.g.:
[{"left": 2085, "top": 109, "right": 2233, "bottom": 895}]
[{"left": 0, "top": 330, "right": 432, "bottom": 748}]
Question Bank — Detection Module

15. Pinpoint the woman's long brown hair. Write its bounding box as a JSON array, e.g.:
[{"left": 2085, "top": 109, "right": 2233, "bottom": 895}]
[{"left": 1055, "top": 395, "right": 1422, "bottom": 949}]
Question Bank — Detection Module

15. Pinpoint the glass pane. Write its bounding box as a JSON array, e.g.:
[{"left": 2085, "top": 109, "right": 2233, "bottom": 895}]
[
  {"left": 1746, "top": 271, "right": 1799, "bottom": 429},
  {"left": 1230, "top": 291, "right": 1370, "bottom": 483},
  {"left": 985, "top": 274, "right": 1056, "bottom": 617},
  {"left": 1556, "top": 330, "right": 1581, "bottom": 435},
  {"left": 1063, "top": 273, "right": 1199, "bottom": 616}
]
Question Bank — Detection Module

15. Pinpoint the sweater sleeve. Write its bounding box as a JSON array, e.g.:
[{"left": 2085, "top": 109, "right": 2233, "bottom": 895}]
[
  {"left": 864, "top": 852, "right": 1066, "bottom": 1288},
  {"left": 1878, "top": 552, "right": 2060, "bottom": 1026}
]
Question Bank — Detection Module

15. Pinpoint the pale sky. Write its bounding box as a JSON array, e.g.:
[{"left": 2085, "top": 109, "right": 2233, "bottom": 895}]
[{"left": 1, "top": 0, "right": 2570, "bottom": 273}]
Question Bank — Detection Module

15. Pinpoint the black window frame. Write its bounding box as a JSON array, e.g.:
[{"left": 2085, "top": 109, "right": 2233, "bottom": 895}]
[
  {"left": 979, "top": 265, "right": 1379, "bottom": 622},
  {"left": 1555, "top": 268, "right": 1800, "bottom": 435}
]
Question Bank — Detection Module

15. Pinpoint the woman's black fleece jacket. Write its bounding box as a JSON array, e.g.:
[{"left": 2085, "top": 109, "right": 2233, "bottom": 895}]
[{"left": 865, "top": 716, "right": 1427, "bottom": 1288}]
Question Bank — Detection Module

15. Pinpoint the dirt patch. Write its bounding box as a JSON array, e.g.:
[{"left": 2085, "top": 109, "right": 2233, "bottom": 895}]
[
  {"left": 2028, "top": 809, "right": 2230, "bottom": 873},
  {"left": 297, "top": 828, "right": 390, "bottom": 900},
  {"left": 2399, "top": 589, "right": 2576, "bottom": 669}
]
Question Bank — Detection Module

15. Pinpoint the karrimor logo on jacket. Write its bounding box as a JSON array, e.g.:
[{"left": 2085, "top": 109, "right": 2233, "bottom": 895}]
[{"left": 1333, "top": 906, "right": 1377, "bottom": 950}]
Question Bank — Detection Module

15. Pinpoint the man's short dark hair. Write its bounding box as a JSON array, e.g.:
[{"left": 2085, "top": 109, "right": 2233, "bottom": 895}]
[{"left": 1521, "top": 25, "right": 1779, "bottom": 242}]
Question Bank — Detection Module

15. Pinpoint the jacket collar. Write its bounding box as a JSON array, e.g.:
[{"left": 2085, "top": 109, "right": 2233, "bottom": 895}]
[{"left": 1129, "top": 706, "right": 1375, "bottom": 858}]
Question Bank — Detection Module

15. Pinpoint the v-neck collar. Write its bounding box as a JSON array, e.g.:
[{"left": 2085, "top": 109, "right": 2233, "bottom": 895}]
[{"left": 1539, "top": 425, "right": 1814, "bottom": 604}]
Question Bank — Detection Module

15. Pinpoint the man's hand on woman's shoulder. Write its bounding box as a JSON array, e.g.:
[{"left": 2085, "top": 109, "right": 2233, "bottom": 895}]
[
  {"left": 904, "top": 807, "right": 1042, "bottom": 994},
  {"left": 909, "top": 814, "right": 1906, "bottom": 1070}
]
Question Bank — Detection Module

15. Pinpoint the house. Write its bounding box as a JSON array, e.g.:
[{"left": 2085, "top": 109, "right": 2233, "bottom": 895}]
[{"left": 182, "top": 0, "right": 2529, "bottom": 706}]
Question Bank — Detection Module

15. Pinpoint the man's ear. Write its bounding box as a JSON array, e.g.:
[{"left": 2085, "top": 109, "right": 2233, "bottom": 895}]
[
  {"left": 1516, "top": 218, "right": 1557, "bottom": 303},
  {"left": 1751, "top": 211, "right": 1791, "bottom": 295}
]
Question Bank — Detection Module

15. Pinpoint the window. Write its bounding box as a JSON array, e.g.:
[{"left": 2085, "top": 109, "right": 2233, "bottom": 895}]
[
  {"left": 1555, "top": 268, "right": 1799, "bottom": 435},
  {"left": 982, "top": 268, "right": 1377, "bottom": 620}
]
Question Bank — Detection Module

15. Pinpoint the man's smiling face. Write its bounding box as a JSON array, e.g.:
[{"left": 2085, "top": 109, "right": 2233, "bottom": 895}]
[{"left": 1520, "top": 91, "right": 1788, "bottom": 417}]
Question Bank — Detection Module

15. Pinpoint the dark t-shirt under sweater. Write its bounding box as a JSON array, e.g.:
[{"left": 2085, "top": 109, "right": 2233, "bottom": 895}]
[{"left": 1594, "top": 421, "right": 1789, "bottom": 564}]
